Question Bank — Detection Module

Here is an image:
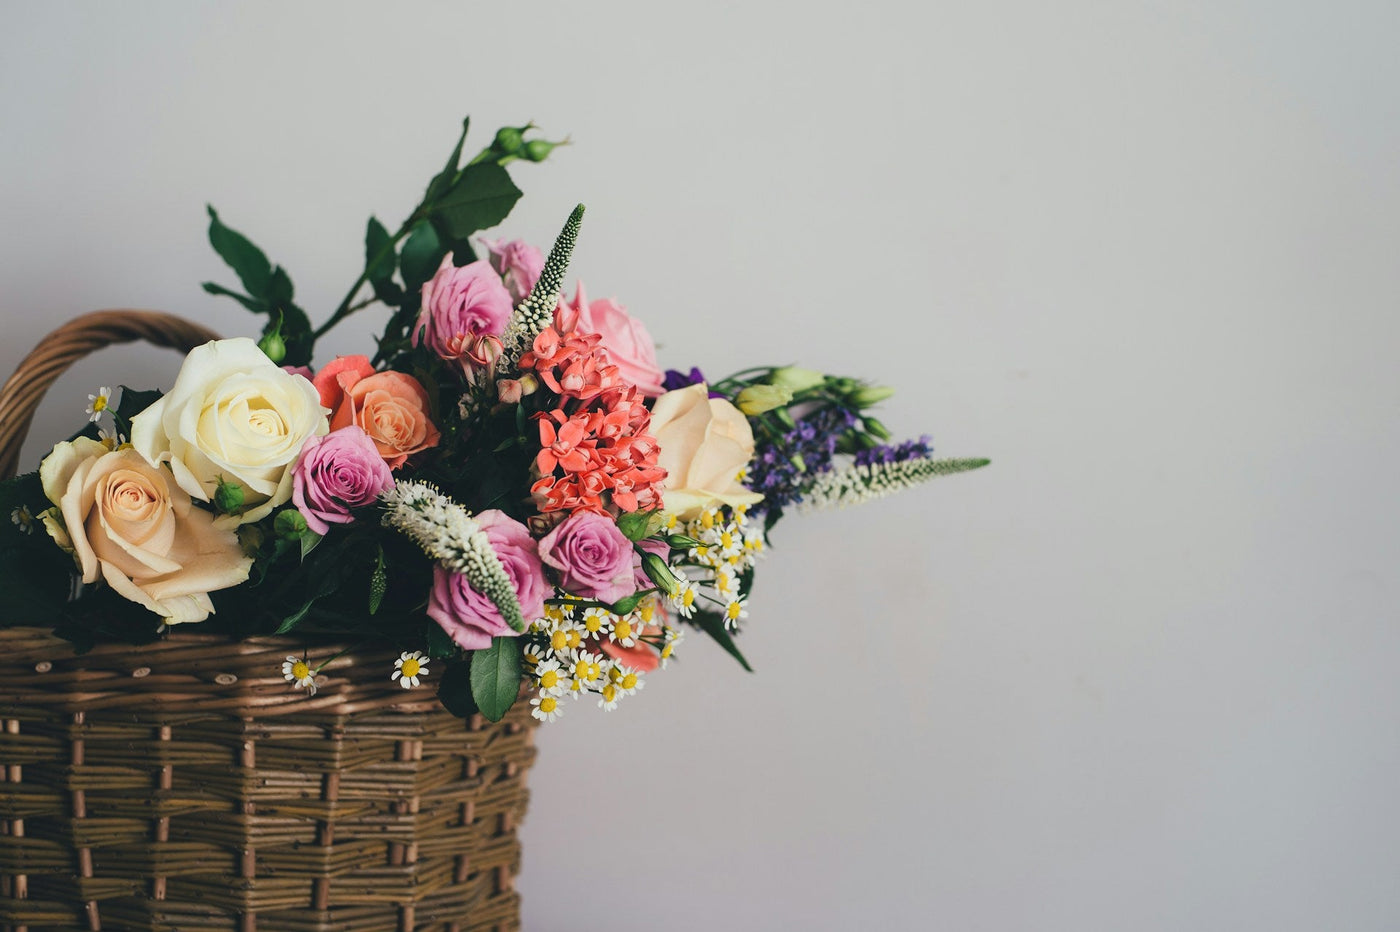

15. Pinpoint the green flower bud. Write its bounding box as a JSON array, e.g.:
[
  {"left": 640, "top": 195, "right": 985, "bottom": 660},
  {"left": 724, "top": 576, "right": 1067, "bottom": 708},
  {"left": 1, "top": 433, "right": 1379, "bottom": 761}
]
[
  {"left": 863, "top": 417, "right": 892, "bottom": 442},
  {"left": 768, "top": 366, "right": 824, "bottom": 393},
  {"left": 493, "top": 125, "right": 527, "bottom": 155},
  {"left": 213, "top": 477, "right": 245, "bottom": 515},
  {"left": 257, "top": 330, "right": 286, "bottom": 365},
  {"left": 736, "top": 384, "right": 793, "bottom": 416},
  {"left": 522, "top": 138, "right": 566, "bottom": 162},
  {"left": 666, "top": 534, "right": 702, "bottom": 549},
  {"left": 274, "top": 508, "right": 309, "bottom": 540},
  {"left": 641, "top": 551, "right": 680, "bottom": 597},
  {"left": 828, "top": 377, "right": 860, "bottom": 395},
  {"left": 772, "top": 407, "right": 796, "bottom": 429},
  {"left": 850, "top": 385, "right": 896, "bottom": 408}
]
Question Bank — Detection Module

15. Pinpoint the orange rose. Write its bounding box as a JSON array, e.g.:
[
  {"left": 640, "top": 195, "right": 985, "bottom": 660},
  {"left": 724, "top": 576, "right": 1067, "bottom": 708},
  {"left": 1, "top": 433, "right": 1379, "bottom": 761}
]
[{"left": 313, "top": 356, "right": 440, "bottom": 469}]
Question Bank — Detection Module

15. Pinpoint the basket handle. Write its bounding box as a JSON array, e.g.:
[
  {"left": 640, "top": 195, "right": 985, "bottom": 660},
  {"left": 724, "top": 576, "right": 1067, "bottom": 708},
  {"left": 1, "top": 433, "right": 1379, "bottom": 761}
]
[{"left": 0, "top": 310, "right": 221, "bottom": 480}]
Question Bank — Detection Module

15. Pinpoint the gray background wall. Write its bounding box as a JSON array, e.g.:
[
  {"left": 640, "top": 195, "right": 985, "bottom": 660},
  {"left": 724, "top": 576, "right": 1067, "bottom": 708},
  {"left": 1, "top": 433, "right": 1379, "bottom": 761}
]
[{"left": 3, "top": 2, "right": 1398, "bottom": 929}]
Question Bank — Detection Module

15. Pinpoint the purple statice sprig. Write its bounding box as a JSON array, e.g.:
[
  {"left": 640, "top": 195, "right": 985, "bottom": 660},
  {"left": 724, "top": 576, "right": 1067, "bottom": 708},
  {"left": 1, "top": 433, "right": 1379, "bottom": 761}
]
[
  {"left": 854, "top": 434, "right": 934, "bottom": 467},
  {"left": 747, "top": 406, "right": 859, "bottom": 515}
]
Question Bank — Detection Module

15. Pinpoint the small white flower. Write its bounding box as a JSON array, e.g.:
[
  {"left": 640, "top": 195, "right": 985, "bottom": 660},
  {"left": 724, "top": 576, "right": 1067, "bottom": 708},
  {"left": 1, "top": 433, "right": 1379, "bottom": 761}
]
[
  {"left": 713, "top": 564, "right": 739, "bottom": 599},
  {"left": 568, "top": 650, "right": 604, "bottom": 693},
  {"left": 282, "top": 655, "right": 318, "bottom": 695},
  {"left": 580, "top": 606, "right": 614, "bottom": 638},
  {"left": 723, "top": 595, "right": 749, "bottom": 630},
  {"left": 670, "top": 578, "right": 699, "bottom": 619},
  {"left": 85, "top": 386, "right": 114, "bottom": 423},
  {"left": 608, "top": 613, "right": 639, "bottom": 648},
  {"left": 596, "top": 680, "right": 622, "bottom": 711},
  {"left": 10, "top": 505, "right": 34, "bottom": 535},
  {"left": 534, "top": 658, "right": 567, "bottom": 696},
  {"left": 531, "top": 693, "right": 565, "bottom": 722},
  {"left": 392, "top": 650, "right": 429, "bottom": 689},
  {"left": 611, "top": 664, "right": 644, "bottom": 698},
  {"left": 659, "top": 627, "right": 684, "bottom": 670},
  {"left": 96, "top": 426, "right": 126, "bottom": 450}
]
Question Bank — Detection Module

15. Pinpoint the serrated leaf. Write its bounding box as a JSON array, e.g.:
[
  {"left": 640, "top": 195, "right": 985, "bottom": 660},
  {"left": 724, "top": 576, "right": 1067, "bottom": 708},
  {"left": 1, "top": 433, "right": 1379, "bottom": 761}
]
[
  {"left": 429, "top": 162, "right": 522, "bottom": 241},
  {"left": 400, "top": 220, "right": 444, "bottom": 294},
  {"left": 437, "top": 660, "right": 479, "bottom": 718},
  {"left": 616, "top": 510, "right": 654, "bottom": 542},
  {"left": 207, "top": 206, "right": 273, "bottom": 298},
  {"left": 693, "top": 610, "right": 754, "bottom": 672},
  {"left": 469, "top": 636, "right": 522, "bottom": 722}
]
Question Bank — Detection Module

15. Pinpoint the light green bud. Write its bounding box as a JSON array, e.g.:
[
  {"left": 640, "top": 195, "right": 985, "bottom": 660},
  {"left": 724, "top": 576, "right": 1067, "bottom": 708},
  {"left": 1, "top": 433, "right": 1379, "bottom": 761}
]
[
  {"left": 850, "top": 385, "right": 896, "bottom": 408},
  {"left": 863, "top": 417, "right": 892, "bottom": 442},
  {"left": 735, "top": 384, "right": 793, "bottom": 416},
  {"left": 257, "top": 330, "right": 286, "bottom": 365},
  {"left": 768, "top": 366, "right": 825, "bottom": 393},
  {"left": 214, "top": 477, "right": 245, "bottom": 515},
  {"left": 274, "top": 509, "right": 309, "bottom": 540}
]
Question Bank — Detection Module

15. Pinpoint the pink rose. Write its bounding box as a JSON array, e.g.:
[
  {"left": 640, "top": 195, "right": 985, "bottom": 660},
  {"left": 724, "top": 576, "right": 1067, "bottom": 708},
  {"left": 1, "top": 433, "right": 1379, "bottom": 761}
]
[
  {"left": 482, "top": 238, "right": 544, "bottom": 304},
  {"left": 291, "top": 426, "right": 394, "bottom": 536},
  {"left": 538, "top": 511, "right": 636, "bottom": 603},
  {"left": 414, "top": 257, "right": 514, "bottom": 370},
  {"left": 427, "top": 510, "right": 548, "bottom": 650},
  {"left": 555, "top": 283, "right": 665, "bottom": 397}
]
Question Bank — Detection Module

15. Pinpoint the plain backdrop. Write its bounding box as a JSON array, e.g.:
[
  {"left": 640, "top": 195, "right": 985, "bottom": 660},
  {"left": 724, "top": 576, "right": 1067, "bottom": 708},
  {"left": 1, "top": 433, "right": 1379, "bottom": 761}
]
[{"left": 3, "top": 2, "right": 1399, "bottom": 930}]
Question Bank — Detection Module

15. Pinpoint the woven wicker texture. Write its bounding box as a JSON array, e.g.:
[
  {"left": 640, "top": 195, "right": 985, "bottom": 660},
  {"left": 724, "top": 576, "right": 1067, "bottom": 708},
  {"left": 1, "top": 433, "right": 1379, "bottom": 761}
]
[{"left": 0, "top": 313, "right": 539, "bottom": 930}]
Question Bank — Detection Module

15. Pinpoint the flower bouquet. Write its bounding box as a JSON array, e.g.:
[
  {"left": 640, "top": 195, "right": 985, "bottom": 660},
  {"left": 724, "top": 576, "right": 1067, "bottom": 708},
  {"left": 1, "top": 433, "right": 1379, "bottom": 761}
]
[{"left": 0, "top": 117, "right": 984, "bottom": 927}]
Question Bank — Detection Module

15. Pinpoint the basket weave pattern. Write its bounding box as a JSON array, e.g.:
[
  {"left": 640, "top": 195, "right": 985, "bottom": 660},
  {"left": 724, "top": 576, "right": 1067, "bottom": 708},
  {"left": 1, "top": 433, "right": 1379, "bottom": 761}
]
[{"left": 0, "top": 313, "right": 538, "bottom": 931}]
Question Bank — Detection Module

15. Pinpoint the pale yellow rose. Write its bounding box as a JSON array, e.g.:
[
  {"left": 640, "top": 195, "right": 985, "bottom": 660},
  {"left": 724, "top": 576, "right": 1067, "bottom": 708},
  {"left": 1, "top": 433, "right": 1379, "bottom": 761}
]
[
  {"left": 130, "top": 338, "right": 328, "bottom": 526},
  {"left": 39, "top": 437, "right": 252, "bottom": 624},
  {"left": 649, "top": 383, "right": 764, "bottom": 519}
]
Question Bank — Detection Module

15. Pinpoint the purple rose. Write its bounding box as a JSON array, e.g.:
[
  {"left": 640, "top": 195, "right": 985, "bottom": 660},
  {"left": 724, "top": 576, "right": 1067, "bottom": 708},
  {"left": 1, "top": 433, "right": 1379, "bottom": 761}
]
[
  {"left": 427, "top": 510, "right": 548, "bottom": 650},
  {"left": 538, "top": 512, "right": 636, "bottom": 603},
  {"left": 291, "top": 426, "right": 394, "bottom": 535},
  {"left": 482, "top": 238, "right": 544, "bottom": 305},
  {"left": 413, "top": 257, "right": 514, "bottom": 367}
]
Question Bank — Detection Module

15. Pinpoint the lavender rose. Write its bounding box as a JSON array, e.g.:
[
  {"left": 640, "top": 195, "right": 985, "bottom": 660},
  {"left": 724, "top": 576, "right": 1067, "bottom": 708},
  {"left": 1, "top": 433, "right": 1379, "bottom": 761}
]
[
  {"left": 538, "top": 512, "right": 636, "bottom": 603},
  {"left": 482, "top": 238, "right": 544, "bottom": 304},
  {"left": 291, "top": 427, "right": 394, "bottom": 535},
  {"left": 427, "top": 510, "right": 549, "bottom": 650},
  {"left": 413, "top": 256, "right": 514, "bottom": 368}
]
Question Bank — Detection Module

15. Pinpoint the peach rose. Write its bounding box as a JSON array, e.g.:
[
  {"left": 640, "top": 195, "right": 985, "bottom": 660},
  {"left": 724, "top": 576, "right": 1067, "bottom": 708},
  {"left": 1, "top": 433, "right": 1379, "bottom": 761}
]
[
  {"left": 313, "top": 355, "right": 441, "bottom": 469},
  {"left": 649, "top": 383, "right": 764, "bottom": 519},
  {"left": 39, "top": 437, "right": 252, "bottom": 624}
]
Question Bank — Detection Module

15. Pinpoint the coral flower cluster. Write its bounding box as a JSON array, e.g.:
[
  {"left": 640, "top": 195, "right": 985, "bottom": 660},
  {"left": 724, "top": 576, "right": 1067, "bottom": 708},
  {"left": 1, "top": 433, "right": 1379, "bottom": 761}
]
[{"left": 520, "top": 318, "right": 666, "bottom": 516}]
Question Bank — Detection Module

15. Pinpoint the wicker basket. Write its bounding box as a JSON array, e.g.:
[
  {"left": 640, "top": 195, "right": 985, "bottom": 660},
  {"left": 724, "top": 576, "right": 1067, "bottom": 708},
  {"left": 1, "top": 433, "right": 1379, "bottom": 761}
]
[{"left": 0, "top": 312, "right": 538, "bottom": 931}]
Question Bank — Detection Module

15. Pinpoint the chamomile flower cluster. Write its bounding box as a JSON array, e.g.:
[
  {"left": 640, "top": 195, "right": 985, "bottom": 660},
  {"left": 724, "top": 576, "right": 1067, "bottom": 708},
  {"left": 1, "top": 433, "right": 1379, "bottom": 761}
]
[
  {"left": 665, "top": 505, "right": 766, "bottom": 630},
  {"left": 520, "top": 599, "right": 678, "bottom": 722}
]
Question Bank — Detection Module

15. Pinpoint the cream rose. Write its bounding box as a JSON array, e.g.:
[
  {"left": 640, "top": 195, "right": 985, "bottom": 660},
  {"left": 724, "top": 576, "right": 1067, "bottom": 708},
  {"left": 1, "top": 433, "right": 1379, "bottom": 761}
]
[
  {"left": 130, "top": 338, "right": 329, "bottom": 526},
  {"left": 39, "top": 437, "right": 252, "bottom": 624},
  {"left": 649, "top": 383, "right": 764, "bottom": 518}
]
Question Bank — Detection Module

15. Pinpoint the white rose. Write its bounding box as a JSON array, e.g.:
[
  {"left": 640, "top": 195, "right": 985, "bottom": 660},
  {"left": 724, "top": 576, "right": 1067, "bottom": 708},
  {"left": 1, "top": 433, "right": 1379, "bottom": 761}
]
[
  {"left": 130, "top": 338, "right": 328, "bottom": 526},
  {"left": 39, "top": 437, "right": 252, "bottom": 624},
  {"left": 649, "top": 383, "right": 764, "bottom": 519}
]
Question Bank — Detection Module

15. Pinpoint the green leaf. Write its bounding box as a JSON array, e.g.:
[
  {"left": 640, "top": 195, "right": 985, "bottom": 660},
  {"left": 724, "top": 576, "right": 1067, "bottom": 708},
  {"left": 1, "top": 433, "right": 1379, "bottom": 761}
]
[
  {"left": 299, "top": 529, "right": 323, "bottom": 562},
  {"left": 425, "top": 624, "right": 458, "bottom": 660},
  {"left": 693, "top": 610, "right": 754, "bottom": 672},
  {"left": 365, "top": 216, "right": 397, "bottom": 288},
  {"left": 429, "top": 162, "right": 522, "bottom": 242},
  {"left": 437, "top": 660, "right": 479, "bottom": 718},
  {"left": 111, "top": 386, "right": 163, "bottom": 437},
  {"left": 202, "top": 281, "right": 266, "bottom": 313},
  {"left": 267, "top": 267, "right": 295, "bottom": 306},
  {"left": 207, "top": 206, "right": 273, "bottom": 298},
  {"left": 608, "top": 590, "right": 654, "bottom": 615},
  {"left": 424, "top": 116, "right": 471, "bottom": 204},
  {"left": 400, "top": 220, "right": 444, "bottom": 294},
  {"left": 469, "top": 636, "right": 522, "bottom": 722}
]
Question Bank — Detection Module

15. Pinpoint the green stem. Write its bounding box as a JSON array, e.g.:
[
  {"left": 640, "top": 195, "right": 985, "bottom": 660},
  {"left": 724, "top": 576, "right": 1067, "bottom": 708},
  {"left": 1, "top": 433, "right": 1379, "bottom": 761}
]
[{"left": 313, "top": 209, "right": 425, "bottom": 340}]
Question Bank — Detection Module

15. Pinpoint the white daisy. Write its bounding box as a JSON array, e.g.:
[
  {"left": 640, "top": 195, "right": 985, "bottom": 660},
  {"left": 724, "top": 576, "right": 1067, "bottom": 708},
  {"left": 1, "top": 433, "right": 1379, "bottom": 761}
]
[
  {"left": 534, "top": 658, "right": 567, "bottom": 696},
  {"left": 713, "top": 564, "right": 739, "bottom": 599},
  {"left": 659, "top": 627, "right": 684, "bottom": 670},
  {"left": 596, "top": 681, "right": 622, "bottom": 711},
  {"left": 723, "top": 596, "right": 749, "bottom": 630},
  {"left": 531, "top": 693, "right": 565, "bottom": 723},
  {"left": 670, "top": 577, "right": 699, "bottom": 619},
  {"left": 282, "top": 655, "right": 317, "bottom": 695},
  {"left": 580, "top": 606, "right": 613, "bottom": 638},
  {"left": 568, "top": 650, "right": 604, "bottom": 694},
  {"left": 612, "top": 665, "right": 644, "bottom": 698},
  {"left": 392, "top": 650, "right": 429, "bottom": 689},
  {"left": 10, "top": 504, "right": 34, "bottom": 535},
  {"left": 85, "top": 386, "right": 114, "bottom": 423},
  {"left": 608, "top": 614, "right": 639, "bottom": 648}
]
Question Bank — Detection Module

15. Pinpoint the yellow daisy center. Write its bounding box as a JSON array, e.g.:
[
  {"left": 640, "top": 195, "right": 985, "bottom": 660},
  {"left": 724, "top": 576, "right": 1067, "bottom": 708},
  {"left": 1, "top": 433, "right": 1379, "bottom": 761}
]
[
  {"left": 621, "top": 673, "right": 638, "bottom": 690},
  {"left": 601, "top": 684, "right": 617, "bottom": 702},
  {"left": 291, "top": 661, "right": 310, "bottom": 680},
  {"left": 614, "top": 619, "right": 632, "bottom": 641},
  {"left": 539, "top": 696, "right": 557, "bottom": 713},
  {"left": 726, "top": 602, "right": 742, "bottom": 621},
  {"left": 550, "top": 630, "right": 568, "bottom": 650},
  {"left": 565, "top": 629, "right": 581, "bottom": 649},
  {"left": 540, "top": 669, "right": 559, "bottom": 689},
  {"left": 400, "top": 658, "right": 420, "bottom": 678}
]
